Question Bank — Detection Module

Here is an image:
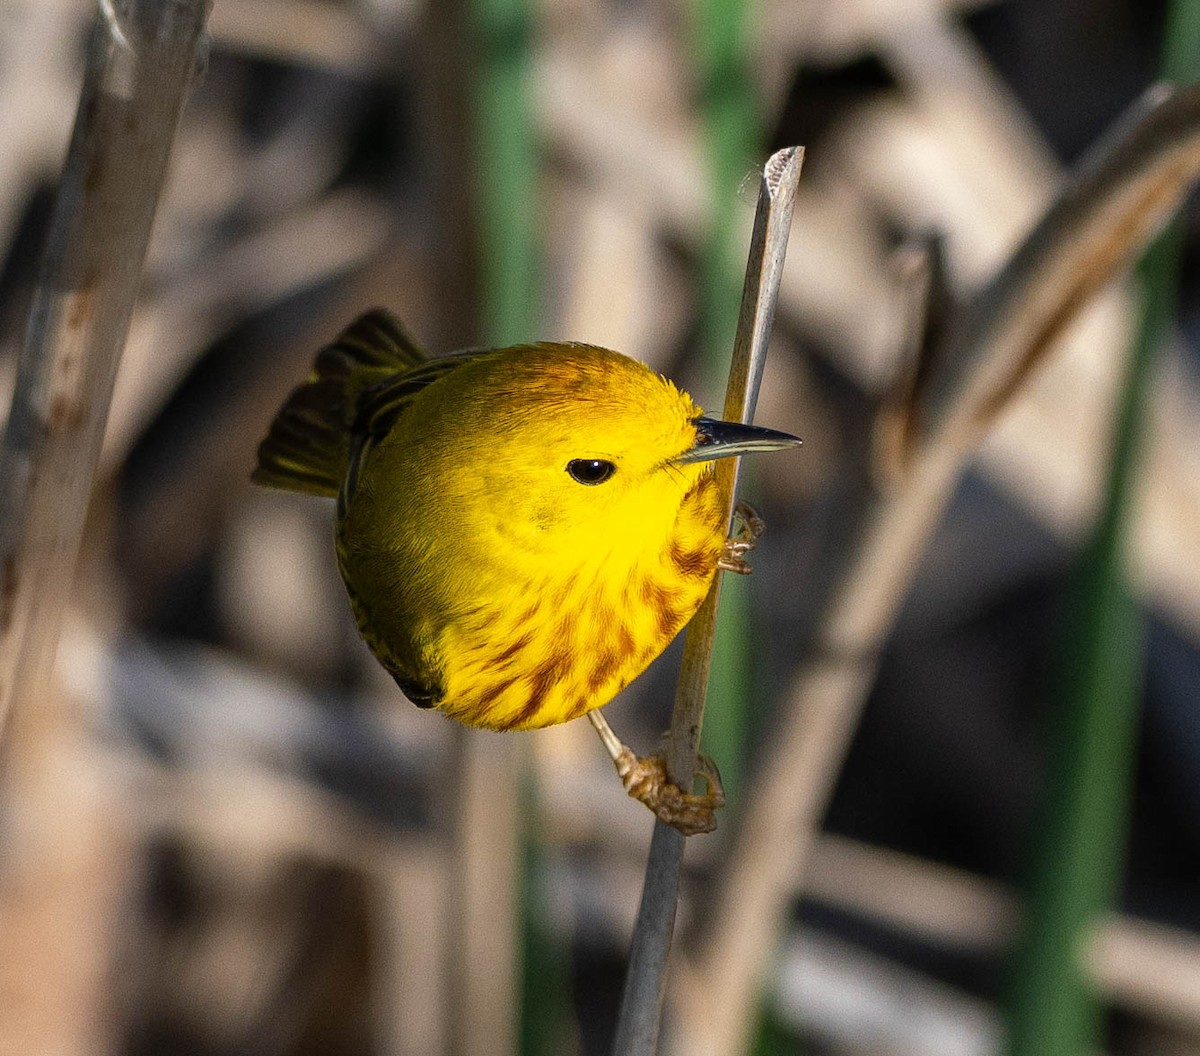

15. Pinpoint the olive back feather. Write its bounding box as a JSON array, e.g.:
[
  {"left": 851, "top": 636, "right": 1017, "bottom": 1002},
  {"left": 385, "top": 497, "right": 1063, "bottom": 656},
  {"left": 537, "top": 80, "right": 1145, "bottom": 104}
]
[{"left": 252, "top": 309, "right": 430, "bottom": 495}]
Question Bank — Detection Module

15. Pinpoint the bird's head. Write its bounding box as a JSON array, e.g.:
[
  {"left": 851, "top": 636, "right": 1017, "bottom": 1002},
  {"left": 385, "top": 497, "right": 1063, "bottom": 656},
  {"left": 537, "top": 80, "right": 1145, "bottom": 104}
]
[{"left": 431, "top": 344, "right": 800, "bottom": 563}]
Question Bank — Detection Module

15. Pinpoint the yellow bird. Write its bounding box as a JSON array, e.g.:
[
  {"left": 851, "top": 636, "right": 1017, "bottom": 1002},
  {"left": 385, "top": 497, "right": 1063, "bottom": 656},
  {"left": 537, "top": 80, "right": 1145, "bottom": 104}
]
[{"left": 254, "top": 310, "right": 799, "bottom": 832}]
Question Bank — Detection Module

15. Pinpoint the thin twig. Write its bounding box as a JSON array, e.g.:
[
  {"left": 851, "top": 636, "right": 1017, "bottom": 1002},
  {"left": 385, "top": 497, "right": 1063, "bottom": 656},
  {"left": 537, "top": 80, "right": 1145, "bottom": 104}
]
[
  {"left": 611, "top": 146, "right": 803, "bottom": 1056},
  {"left": 0, "top": 0, "right": 211, "bottom": 739},
  {"left": 670, "top": 81, "right": 1200, "bottom": 1056}
]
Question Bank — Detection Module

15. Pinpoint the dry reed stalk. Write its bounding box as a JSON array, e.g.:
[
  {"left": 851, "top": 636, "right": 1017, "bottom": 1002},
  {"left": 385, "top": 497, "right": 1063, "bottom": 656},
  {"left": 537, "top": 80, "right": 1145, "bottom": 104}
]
[
  {"left": 536, "top": 45, "right": 909, "bottom": 386},
  {"left": 208, "top": 0, "right": 391, "bottom": 70},
  {"left": 0, "top": 724, "right": 138, "bottom": 1056},
  {"left": 64, "top": 630, "right": 453, "bottom": 1055},
  {"left": 613, "top": 146, "right": 804, "bottom": 1056},
  {"left": 834, "top": 80, "right": 1200, "bottom": 635},
  {"left": 0, "top": 0, "right": 210, "bottom": 736},
  {"left": 0, "top": 11, "right": 210, "bottom": 1040},
  {"left": 772, "top": 926, "right": 1002, "bottom": 1055},
  {"left": 377, "top": 844, "right": 453, "bottom": 1056},
  {"left": 670, "top": 82, "right": 1200, "bottom": 1056},
  {"left": 104, "top": 189, "right": 390, "bottom": 468}
]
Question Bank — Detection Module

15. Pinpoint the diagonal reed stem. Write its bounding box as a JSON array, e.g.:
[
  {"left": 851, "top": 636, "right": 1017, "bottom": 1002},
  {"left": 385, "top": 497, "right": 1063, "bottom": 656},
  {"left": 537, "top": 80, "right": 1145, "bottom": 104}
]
[
  {"left": 611, "top": 146, "right": 803, "bottom": 1056},
  {"left": 0, "top": 0, "right": 210, "bottom": 741}
]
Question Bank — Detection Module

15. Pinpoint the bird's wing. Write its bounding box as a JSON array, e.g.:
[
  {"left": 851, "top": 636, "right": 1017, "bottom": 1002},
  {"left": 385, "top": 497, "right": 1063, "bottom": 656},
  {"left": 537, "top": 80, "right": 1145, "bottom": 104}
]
[
  {"left": 353, "top": 351, "right": 481, "bottom": 440},
  {"left": 253, "top": 308, "right": 431, "bottom": 495}
]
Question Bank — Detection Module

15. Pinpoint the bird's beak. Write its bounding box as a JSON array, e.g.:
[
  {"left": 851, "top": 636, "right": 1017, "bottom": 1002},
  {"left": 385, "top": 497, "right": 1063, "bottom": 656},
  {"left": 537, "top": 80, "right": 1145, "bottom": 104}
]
[{"left": 674, "top": 417, "right": 802, "bottom": 464}]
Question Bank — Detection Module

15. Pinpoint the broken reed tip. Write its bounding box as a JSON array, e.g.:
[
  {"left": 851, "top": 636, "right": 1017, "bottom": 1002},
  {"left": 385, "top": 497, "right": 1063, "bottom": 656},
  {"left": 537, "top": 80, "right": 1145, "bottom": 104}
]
[{"left": 764, "top": 145, "right": 804, "bottom": 196}]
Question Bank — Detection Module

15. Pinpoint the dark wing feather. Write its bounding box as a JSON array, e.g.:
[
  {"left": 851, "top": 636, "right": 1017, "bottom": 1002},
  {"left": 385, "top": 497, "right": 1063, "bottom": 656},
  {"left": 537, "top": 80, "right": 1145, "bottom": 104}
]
[{"left": 252, "top": 309, "right": 431, "bottom": 495}]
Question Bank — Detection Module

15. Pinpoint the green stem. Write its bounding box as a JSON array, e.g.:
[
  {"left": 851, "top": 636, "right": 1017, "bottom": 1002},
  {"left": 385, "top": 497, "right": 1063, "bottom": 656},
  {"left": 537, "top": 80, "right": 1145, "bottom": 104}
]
[
  {"left": 1004, "top": 7, "right": 1200, "bottom": 1049},
  {"left": 473, "top": 0, "right": 538, "bottom": 346},
  {"left": 692, "top": 0, "right": 762, "bottom": 807},
  {"left": 470, "top": 1, "right": 544, "bottom": 1052}
]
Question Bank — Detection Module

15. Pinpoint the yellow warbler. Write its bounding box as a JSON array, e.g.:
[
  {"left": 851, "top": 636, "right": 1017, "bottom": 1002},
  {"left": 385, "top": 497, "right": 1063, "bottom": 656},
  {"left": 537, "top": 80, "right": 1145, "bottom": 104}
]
[{"left": 254, "top": 310, "right": 799, "bottom": 829}]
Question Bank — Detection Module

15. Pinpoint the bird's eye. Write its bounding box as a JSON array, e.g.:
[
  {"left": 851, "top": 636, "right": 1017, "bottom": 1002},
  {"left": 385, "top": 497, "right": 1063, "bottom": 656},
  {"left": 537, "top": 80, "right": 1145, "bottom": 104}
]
[{"left": 567, "top": 458, "right": 616, "bottom": 485}]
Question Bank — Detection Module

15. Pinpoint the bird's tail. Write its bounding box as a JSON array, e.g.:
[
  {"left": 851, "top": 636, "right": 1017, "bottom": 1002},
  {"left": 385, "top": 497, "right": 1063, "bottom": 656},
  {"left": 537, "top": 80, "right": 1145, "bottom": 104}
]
[{"left": 252, "top": 309, "right": 429, "bottom": 496}]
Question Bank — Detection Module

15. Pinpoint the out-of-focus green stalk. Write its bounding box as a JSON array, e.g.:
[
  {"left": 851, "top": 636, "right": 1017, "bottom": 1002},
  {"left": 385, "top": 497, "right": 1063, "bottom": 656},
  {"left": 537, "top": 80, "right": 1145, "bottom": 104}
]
[
  {"left": 518, "top": 793, "right": 574, "bottom": 1056},
  {"left": 473, "top": 0, "right": 538, "bottom": 347},
  {"left": 468, "top": 1, "right": 547, "bottom": 1054},
  {"left": 1004, "top": 226, "right": 1178, "bottom": 1056},
  {"left": 692, "top": 0, "right": 762, "bottom": 807},
  {"left": 751, "top": 997, "right": 801, "bottom": 1056},
  {"left": 1004, "top": 6, "right": 1200, "bottom": 1054}
]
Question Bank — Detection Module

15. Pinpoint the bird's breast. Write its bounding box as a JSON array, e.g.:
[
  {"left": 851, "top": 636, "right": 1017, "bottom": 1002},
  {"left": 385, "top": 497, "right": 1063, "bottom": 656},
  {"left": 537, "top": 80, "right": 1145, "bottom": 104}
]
[
  {"left": 435, "top": 472, "right": 726, "bottom": 731},
  {"left": 339, "top": 464, "right": 726, "bottom": 733}
]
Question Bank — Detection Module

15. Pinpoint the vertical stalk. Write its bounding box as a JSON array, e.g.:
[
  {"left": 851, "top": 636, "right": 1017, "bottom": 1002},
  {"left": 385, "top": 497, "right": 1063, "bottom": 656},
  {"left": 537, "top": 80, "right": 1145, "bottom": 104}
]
[
  {"left": 612, "top": 148, "right": 803, "bottom": 1056},
  {"left": 0, "top": 0, "right": 210, "bottom": 739},
  {"left": 518, "top": 784, "right": 573, "bottom": 1056},
  {"left": 1003, "top": 5, "right": 1200, "bottom": 1054},
  {"left": 447, "top": 0, "right": 538, "bottom": 1053},
  {"left": 473, "top": 0, "right": 538, "bottom": 348},
  {"left": 691, "top": 0, "right": 763, "bottom": 806},
  {"left": 689, "top": 12, "right": 794, "bottom": 1052}
]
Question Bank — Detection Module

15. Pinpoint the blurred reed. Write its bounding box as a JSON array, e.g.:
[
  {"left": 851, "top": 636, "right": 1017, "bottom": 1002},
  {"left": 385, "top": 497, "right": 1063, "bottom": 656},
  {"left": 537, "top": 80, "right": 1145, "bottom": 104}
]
[
  {"left": 0, "top": 0, "right": 210, "bottom": 737},
  {"left": 1005, "top": 4, "right": 1200, "bottom": 1054},
  {"left": 447, "top": 0, "right": 539, "bottom": 1053},
  {"left": 0, "top": 3, "right": 209, "bottom": 1052},
  {"left": 691, "top": 0, "right": 763, "bottom": 809}
]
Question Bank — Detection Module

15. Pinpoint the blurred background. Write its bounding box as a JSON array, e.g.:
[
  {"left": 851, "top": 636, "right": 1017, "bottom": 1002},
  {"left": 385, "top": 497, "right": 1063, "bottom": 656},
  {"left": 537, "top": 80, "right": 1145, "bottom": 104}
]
[{"left": 1, "top": 0, "right": 1199, "bottom": 1054}]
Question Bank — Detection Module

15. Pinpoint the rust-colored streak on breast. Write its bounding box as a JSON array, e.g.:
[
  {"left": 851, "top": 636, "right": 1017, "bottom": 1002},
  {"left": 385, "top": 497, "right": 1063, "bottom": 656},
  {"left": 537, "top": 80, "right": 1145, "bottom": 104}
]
[
  {"left": 479, "top": 674, "right": 519, "bottom": 716},
  {"left": 656, "top": 600, "right": 686, "bottom": 642},
  {"left": 566, "top": 693, "right": 594, "bottom": 722},
  {"left": 492, "top": 630, "right": 535, "bottom": 667},
  {"left": 587, "top": 646, "right": 620, "bottom": 694},
  {"left": 640, "top": 576, "right": 685, "bottom": 642},
  {"left": 669, "top": 539, "right": 714, "bottom": 578},
  {"left": 511, "top": 650, "right": 570, "bottom": 728},
  {"left": 615, "top": 623, "right": 636, "bottom": 662}
]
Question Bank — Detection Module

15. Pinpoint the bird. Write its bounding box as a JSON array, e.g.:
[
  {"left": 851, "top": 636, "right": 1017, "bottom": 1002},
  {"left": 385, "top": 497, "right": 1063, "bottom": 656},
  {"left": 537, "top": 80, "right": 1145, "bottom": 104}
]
[{"left": 253, "top": 309, "right": 800, "bottom": 833}]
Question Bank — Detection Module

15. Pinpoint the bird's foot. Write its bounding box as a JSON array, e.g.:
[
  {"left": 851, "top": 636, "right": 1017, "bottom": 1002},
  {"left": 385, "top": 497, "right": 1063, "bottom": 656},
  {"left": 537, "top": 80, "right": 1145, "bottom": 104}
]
[
  {"left": 717, "top": 500, "right": 766, "bottom": 575},
  {"left": 613, "top": 747, "right": 725, "bottom": 836}
]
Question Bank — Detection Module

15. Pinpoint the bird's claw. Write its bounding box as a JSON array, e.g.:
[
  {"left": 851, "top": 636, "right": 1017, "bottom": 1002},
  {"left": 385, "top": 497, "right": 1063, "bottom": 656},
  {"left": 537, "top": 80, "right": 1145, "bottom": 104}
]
[
  {"left": 717, "top": 501, "right": 766, "bottom": 575},
  {"left": 614, "top": 748, "right": 726, "bottom": 836}
]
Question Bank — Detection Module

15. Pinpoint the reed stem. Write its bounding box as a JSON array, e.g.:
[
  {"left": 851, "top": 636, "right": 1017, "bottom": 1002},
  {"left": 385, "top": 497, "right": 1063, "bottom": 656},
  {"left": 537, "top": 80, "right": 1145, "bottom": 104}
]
[
  {"left": 0, "top": 0, "right": 210, "bottom": 739},
  {"left": 611, "top": 146, "right": 803, "bottom": 1056}
]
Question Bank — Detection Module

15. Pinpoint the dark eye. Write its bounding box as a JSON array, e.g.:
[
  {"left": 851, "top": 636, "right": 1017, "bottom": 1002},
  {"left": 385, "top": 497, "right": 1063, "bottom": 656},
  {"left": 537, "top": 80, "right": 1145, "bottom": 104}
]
[{"left": 566, "top": 458, "right": 616, "bottom": 485}]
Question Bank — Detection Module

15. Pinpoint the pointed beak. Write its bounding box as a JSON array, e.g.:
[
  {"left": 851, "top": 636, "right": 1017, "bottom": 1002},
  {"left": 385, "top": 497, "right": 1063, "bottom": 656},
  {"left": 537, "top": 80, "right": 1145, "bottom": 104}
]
[{"left": 674, "top": 417, "right": 802, "bottom": 464}]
